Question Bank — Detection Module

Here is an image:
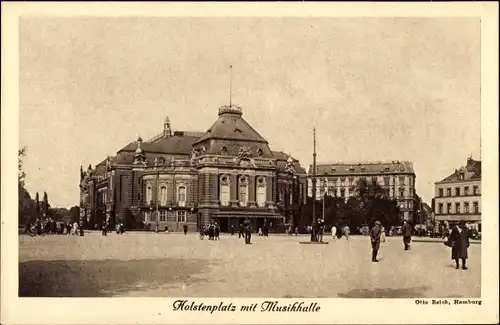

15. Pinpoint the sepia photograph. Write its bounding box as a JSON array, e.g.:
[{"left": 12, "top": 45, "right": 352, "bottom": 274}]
[{"left": 2, "top": 2, "right": 499, "bottom": 324}]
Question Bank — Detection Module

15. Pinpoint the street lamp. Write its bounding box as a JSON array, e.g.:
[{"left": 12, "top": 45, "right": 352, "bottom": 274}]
[{"left": 322, "top": 178, "right": 328, "bottom": 221}]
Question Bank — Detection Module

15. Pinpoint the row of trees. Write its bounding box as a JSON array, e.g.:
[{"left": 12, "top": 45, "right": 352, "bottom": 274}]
[
  {"left": 18, "top": 147, "right": 79, "bottom": 226},
  {"left": 301, "top": 178, "right": 403, "bottom": 231}
]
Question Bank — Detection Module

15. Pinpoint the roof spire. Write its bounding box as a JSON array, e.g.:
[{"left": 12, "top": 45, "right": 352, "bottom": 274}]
[{"left": 229, "top": 65, "right": 233, "bottom": 107}]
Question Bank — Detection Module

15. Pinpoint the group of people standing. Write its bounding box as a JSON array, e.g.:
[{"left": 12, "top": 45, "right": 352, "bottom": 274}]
[
  {"left": 199, "top": 223, "right": 220, "bottom": 240},
  {"left": 25, "top": 219, "right": 82, "bottom": 236},
  {"left": 101, "top": 221, "right": 125, "bottom": 236}
]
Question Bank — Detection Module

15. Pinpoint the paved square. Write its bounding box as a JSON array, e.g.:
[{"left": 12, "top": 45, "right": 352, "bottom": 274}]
[{"left": 19, "top": 232, "right": 481, "bottom": 298}]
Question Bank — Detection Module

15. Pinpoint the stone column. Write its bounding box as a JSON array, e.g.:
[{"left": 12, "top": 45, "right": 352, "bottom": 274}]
[
  {"left": 248, "top": 175, "right": 256, "bottom": 207},
  {"left": 230, "top": 173, "right": 238, "bottom": 207}
]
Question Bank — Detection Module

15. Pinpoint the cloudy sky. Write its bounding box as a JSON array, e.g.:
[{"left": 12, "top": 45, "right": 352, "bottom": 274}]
[{"left": 19, "top": 17, "right": 480, "bottom": 208}]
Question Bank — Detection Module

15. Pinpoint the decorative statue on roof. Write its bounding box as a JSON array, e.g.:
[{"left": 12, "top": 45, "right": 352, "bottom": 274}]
[
  {"left": 284, "top": 156, "right": 296, "bottom": 174},
  {"left": 106, "top": 157, "right": 112, "bottom": 171},
  {"left": 190, "top": 148, "right": 201, "bottom": 164},
  {"left": 238, "top": 146, "right": 252, "bottom": 159}
]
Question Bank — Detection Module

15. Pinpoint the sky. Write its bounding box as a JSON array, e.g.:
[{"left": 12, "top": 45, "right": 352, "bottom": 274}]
[{"left": 19, "top": 17, "right": 481, "bottom": 208}]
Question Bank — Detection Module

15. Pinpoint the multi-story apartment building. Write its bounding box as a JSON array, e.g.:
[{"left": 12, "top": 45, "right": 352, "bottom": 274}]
[
  {"left": 79, "top": 104, "right": 308, "bottom": 232},
  {"left": 307, "top": 161, "right": 416, "bottom": 221},
  {"left": 433, "top": 157, "right": 481, "bottom": 231}
]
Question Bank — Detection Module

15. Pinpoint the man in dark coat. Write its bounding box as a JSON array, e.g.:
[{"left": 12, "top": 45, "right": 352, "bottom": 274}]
[
  {"left": 370, "top": 221, "right": 382, "bottom": 262},
  {"left": 239, "top": 223, "right": 244, "bottom": 239},
  {"left": 183, "top": 224, "right": 188, "bottom": 235},
  {"left": 230, "top": 224, "right": 235, "bottom": 236},
  {"left": 243, "top": 217, "right": 252, "bottom": 244},
  {"left": 402, "top": 220, "right": 413, "bottom": 250},
  {"left": 449, "top": 222, "right": 470, "bottom": 270},
  {"left": 101, "top": 221, "right": 108, "bottom": 236}
]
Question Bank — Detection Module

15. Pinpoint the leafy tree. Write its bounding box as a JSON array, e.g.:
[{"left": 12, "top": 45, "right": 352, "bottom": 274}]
[
  {"left": 42, "top": 191, "right": 50, "bottom": 217},
  {"left": 69, "top": 206, "right": 80, "bottom": 223},
  {"left": 18, "top": 147, "right": 27, "bottom": 188}
]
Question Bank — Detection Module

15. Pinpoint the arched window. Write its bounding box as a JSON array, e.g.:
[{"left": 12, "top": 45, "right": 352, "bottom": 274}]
[
  {"left": 256, "top": 177, "right": 266, "bottom": 207},
  {"left": 177, "top": 185, "right": 186, "bottom": 207},
  {"left": 239, "top": 176, "right": 248, "bottom": 207},
  {"left": 146, "top": 183, "right": 152, "bottom": 204},
  {"left": 159, "top": 185, "right": 167, "bottom": 206},
  {"left": 219, "top": 175, "right": 230, "bottom": 206}
]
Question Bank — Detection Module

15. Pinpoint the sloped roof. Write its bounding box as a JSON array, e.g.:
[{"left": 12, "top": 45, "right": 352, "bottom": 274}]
[
  {"left": 439, "top": 158, "right": 481, "bottom": 182},
  {"left": 273, "top": 151, "right": 307, "bottom": 174},
  {"left": 118, "top": 134, "right": 199, "bottom": 155},
  {"left": 194, "top": 105, "right": 269, "bottom": 145},
  {"left": 308, "top": 161, "right": 414, "bottom": 175}
]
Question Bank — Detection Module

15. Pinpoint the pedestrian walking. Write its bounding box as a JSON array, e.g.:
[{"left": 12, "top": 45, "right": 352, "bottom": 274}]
[
  {"left": 183, "top": 224, "right": 188, "bottom": 235},
  {"left": 214, "top": 223, "right": 220, "bottom": 240},
  {"left": 402, "top": 220, "right": 412, "bottom": 250},
  {"left": 230, "top": 224, "right": 235, "bottom": 236},
  {"left": 370, "top": 221, "right": 382, "bottom": 262},
  {"left": 238, "top": 223, "right": 244, "bottom": 239},
  {"left": 243, "top": 217, "right": 252, "bottom": 244},
  {"left": 380, "top": 226, "right": 386, "bottom": 243},
  {"left": 448, "top": 221, "right": 470, "bottom": 270},
  {"left": 343, "top": 225, "right": 350, "bottom": 240},
  {"left": 263, "top": 224, "right": 269, "bottom": 237},
  {"left": 258, "top": 227, "right": 263, "bottom": 236},
  {"left": 294, "top": 226, "right": 299, "bottom": 236},
  {"left": 101, "top": 221, "right": 108, "bottom": 236},
  {"left": 331, "top": 225, "right": 337, "bottom": 240}
]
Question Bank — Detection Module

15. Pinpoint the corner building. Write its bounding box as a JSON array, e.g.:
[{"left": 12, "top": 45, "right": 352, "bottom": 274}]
[
  {"left": 433, "top": 157, "right": 481, "bottom": 230},
  {"left": 79, "top": 105, "right": 307, "bottom": 232},
  {"left": 307, "top": 161, "right": 416, "bottom": 221}
]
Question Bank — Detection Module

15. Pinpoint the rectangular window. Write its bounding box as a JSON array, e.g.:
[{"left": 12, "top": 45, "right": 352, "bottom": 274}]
[
  {"left": 384, "top": 177, "right": 390, "bottom": 186},
  {"left": 145, "top": 211, "right": 149, "bottom": 222},
  {"left": 239, "top": 185, "right": 248, "bottom": 206},
  {"left": 220, "top": 185, "right": 230, "bottom": 206},
  {"left": 160, "top": 211, "right": 166, "bottom": 222},
  {"left": 455, "top": 202, "right": 460, "bottom": 214},
  {"left": 455, "top": 188, "right": 460, "bottom": 196},
  {"left": 256, "top": 186, "right": 266, "bottom": 207},
  {"left": 438, "top": 203, "right": 443, "bottom": 214},
  {"left": 150, "top": 212, "right": 157, "bottom": 222},
  {"left": 473, "top": 202, "right": 479, "bottom": 213},
  {"left": 439, "top": 189, "right": 443, "bottom": 197},
  {"left": 399, "top": 177, "right": 405, "bottom": 185},
  {"left": 159, "top": 186, "right": 167, "bottom": 206},
  {"left": 464, "top": 202, "right": 469, "bottom": 213},
  {"left": 473, "top": 186, "right": 479, "bottom": 195},
  {"left": 177, "top": 186, "right": 186, "bottom": 207},
  {"left": 464, "top": 187, "right": 469, "bottom": 196},
  {"left": 340, "top": 189, "right": 345, "bottom": 198},
  {"left": 447, "top": 203, "right": 452, "bottom": 214},
  {"left": 177, "top": 211, "right": 186, "bottom": 223},
  {"left": 446, "top": 188, "right": 451, "bottom": 197}
]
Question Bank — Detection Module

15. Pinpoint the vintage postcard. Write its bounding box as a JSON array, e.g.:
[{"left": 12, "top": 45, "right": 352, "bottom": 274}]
[{"left": 1, "top": 2, "right": 499, "bottom": 324}]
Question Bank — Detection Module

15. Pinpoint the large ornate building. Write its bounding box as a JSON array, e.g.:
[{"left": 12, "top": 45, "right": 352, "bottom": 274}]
[
  {"left": 307, "top": 161, "right": 417, "bottom": 221},
  {"left": 433, "top": 157, "right": 481, "bottom": 231},
  {"left": 79, "top": 105, "right": 307, "bottom": 232}
]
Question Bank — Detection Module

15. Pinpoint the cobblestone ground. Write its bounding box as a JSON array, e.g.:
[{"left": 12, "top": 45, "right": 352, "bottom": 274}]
[{"left": 19, "top": 232, "right": 481, "bottom": 298}]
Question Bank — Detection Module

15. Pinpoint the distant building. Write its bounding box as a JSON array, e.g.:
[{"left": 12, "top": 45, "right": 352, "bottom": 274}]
[
  {"left": 79, "top": 104, "right": 307, "bottom": 232},
  {"left": 307, "top": 161, "right": 416, "bottom": 220},
  {"left": 433, "top": 157, "right": 481, "bottom": 231}
]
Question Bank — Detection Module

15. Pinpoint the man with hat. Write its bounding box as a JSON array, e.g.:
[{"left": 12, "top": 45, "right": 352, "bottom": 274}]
[
  {"left": 370, "top": 221, "right": 382, "bottom": 262},
  {"left": 243, "top": 217, "right": 252, "bottom": 244}
]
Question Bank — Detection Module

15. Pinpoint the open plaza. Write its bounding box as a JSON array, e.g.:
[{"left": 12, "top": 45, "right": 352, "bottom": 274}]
[{"left": 19, "top": 231, "right": 480, "bottom": 298}]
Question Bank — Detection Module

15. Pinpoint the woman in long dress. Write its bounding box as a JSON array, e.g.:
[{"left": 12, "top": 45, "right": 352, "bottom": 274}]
[
  {"left": 449, "top": 222, "right": 470, "bottom": 270},
  {"left": 380, "top": 226, "right": 386, "bottom": 243}
]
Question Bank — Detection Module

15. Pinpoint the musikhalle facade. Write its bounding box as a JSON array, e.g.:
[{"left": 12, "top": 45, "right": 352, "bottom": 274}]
[{"left": 79, "top": 105, "right": 307, "bottom": 232}]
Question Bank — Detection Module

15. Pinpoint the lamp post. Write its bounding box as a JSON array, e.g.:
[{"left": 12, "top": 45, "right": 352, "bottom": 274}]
[
  {"left": 322, "top": 178, "right": 328, "bottom": 221},
  {"left": 311, "top": 128, "right": 318, "bottom": 242},
  {"left": 155, "top": 169, "right": 160, "bottom": 233}
]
